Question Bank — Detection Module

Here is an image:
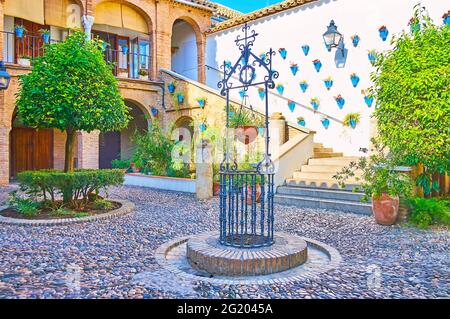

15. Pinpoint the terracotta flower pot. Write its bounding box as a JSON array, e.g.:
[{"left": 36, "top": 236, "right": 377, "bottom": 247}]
[
  {"left": 371, "top": 193, "right": 399, "bottom": 225},
  {"left": 213, "top": 182, "right": 220, "bottom": 196},
  {"left": 236, "top": 126, "right": 258, "bottom": 145},
  {"left": 246, "top": 184, "right": 261, "bottom": 205},
  {"left": 130, "top": 163, "right": 140, "bottom": 173}
]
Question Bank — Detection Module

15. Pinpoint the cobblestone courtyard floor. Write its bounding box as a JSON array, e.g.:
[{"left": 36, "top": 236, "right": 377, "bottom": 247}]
[{"left": 0, "top": 185, "right": 448, "bottom": 299}]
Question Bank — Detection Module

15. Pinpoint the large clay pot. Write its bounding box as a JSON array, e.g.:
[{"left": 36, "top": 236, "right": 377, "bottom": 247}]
[
  {"left": 236, "top": 126, "right": 258, "bottom": 145},
  {"left": 371, "top": 193, "right": 399, "bottom": 225},
  {"left": 246, "top": 184, "right": 261, "bottom": 205}
]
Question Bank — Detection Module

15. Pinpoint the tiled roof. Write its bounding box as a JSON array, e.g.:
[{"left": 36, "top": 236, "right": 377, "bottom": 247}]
[
  {"left": 175, "top": 0, "right": 242, "bottom": 19},
  {"left": 207, "top": 0, "right": 318, "bottom": 33}
]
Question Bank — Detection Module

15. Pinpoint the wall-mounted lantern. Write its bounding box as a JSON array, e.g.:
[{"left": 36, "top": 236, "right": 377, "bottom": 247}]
[
  {"left": 0, "top": 61, "right": 11, "bottom": 90},
  {"left": 323, "top": 20, "right": 347, "bottom": 68}
]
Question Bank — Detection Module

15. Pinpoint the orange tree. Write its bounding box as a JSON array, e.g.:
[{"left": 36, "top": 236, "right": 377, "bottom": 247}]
[{"left": 16, "top": 30, "right": 130, "bottom": 172}]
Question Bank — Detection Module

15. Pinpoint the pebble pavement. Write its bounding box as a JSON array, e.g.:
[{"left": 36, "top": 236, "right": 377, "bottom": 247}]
[{"left": 0, "top": 185, "right": 448, "bottom": 299}]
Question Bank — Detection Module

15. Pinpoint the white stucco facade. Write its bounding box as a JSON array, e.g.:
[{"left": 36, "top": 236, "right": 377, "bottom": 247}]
[{"left": 205, "top": 0, "right": 448, "bottom": 156}]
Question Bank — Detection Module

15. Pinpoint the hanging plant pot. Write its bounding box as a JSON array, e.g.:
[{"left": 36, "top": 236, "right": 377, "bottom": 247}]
[
  {"left": 368, "top": 50, "right": 377, "bottom": 65},
  {"left": 258, "top": 88, "right": 265, "bottom": 100},
  {"left": 310, "top": 98, "right": 320, "bottom": 112},
  {"left": 313, "top": 59, "right": 322, "bottom": 72},
  {"left": 301, "top": 45, "right": 310, "bottom": 56},
  {"left": 290, "top": 64, "right": 299, "bottom": 76},
  {"left": 335, "top": 95, "right": 345, "bottom": 109},
  {"left": 297, "top": 117, "right": 306, "bottom": 127},
  {"left": 350, "top": 74, "right": 360, "bottom": 88},
  {"left": 175, "top": 92, "right": 184, "bottom": 104},
  {"left": 324, "top": 77, "right": 333, "bottom": 90},
  {"left": 343, "top": 112, "right": 360, "bottom": 129},
  {"left": 197, "top": 98, "right": 206, "bottom": 108},
  {"left": 101, "top": 42, "right": 108, "bottom": 52},
  {"left": 378, "top": 26, "right": 389, "bottom": 41},
  {"left": 121, "top": 45, "right": 129, "bottom": 55},
  {"left": 351, "top": 35, "right": 360, "bottom": 47},
  {"left": 167, "top": 82, "right": 175, "bottom": 94},
  {"left": 278, "top": 48, "right": 287, "bottom": 60},
  {"left": 299, "top": 81, "right": 308, "bottom": 93},
  {"left": 321, "top": 117, "right": 330, "bottom": 129},
  {"left": 444, "top": 12, "right": 450, "bottom": 26},
  {"left": 287, "top": 100, "right": 296, "bottom": 112},
  {"left": 349, "top": 118, "right": 357, "bottom": 129},
  {"left": 151, "top": 107, "right": 158, "bottom": 117},
  {"left": 236, "top": 126, "right": 258, "bottom": 145},
  {"left": 276, "top": 84, "right": 284, "bottom": 95},
  {"left": 41, "top": 33, "right": 50, "bottom": 44},
  {"left": 363, "top": 95, "right": 374, "bottom": 107},
  {"left": 199, "top": 123, "right": 207, "bottom": 132},
  {"left": 15, "top": 26, "right": 25, "bottom": 38}
]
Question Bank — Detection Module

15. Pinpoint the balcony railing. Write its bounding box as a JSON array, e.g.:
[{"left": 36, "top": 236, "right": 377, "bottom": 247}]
[{"left": 2, "top": 31, "right": 151, "bottom": 80}]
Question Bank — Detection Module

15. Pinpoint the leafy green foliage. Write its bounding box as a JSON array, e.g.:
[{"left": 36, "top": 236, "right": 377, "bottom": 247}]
[
  {"left": 8, "top": 191, "right": 40, "bottom": 217},
  {"left": 227, "top": 104, "right": 264, "bottom": 128},
  {"left": 342, "top": 112, "right": 361, "bottom": 127},
  {"left": 16, "top": 31, "right": 130, "bottom": 171},
  {"left": 92, "top": 198, "right": 113, "bottom": 210},
  {"left": 407, "top": 197, "right": 450, "bottom": 228},
  {"left": 370, "top": 8, "right": 450, "bottom": 184},
  {"left": 111, "top": 159, "right": 132, "bottom": 170}
]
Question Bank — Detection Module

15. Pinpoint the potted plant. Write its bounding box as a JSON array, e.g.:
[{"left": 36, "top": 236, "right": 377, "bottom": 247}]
[
  {"left": 18, "top": 55, "right": 31, "bottom": 67},
  {"left": 138, "top": 69, "right": 148, "bottom": 80},
  {"left": 299, "top": 80, "right": 308, "bottom": 93},
  {"left": 343, "top": 112, "right": 361, "bottom": 129},
  {"left": 408, "top": 17, "right": 421, "bottom": 33},
  {"left": 310, "top": 97, "right": 320, "bottom": 112},
  {"left": 276, "top": 83, "right": 284, "bottom": 95},
  {"left": 324, "top": 76, "right": 333, "bottom": 90},
  {"left": 257, "top": 87, "right": 265, "bottom": 100},
  {"left": 196, "top": 97, "right": 207, "bottom": 108},
  {"left": 351, "top": 34, "right": 360, "bottom": 47},
  {"left": 130, "top": 161, "right": 141, "bottom": 173},
  {"left": 350, "top": 73, "right": 360, "bottom": 88},
  {"left": 287, "top": 100, "right": 296, "bottom": 112},
  {"left": 368, "top": 49, "right": 377, "bottom": 65},
  {"left": 362, "top": 89, "right": 374, "bottom": 107},
  {"left": 229, "top": 106, "right": 262, "bottom": 145},
  {"left": 14, "top": 25, "right": 26, "bottom": 38},
  {"left": 297, "top": 116, "right": 306, "bottom": 127},
  {"left": 167, "top": 81, "right": 176, "bottom": 94},
  {"left": 312, "top": 59, "right": 322, "bottom": 72},
  {"left": 301, "top": 45, "right": 310, "bottom": 56},
  {"left": 173, "top": 91, "right": 184, "bottom": 106},
  {"left": 443, "top": 11, "right": 450, "bottom": 26},
  {"left": 378, "top": 25, "right": 389, "bottom": 41},
  {"left": 333, "top": 139, "right": 413, "bottom": 225},
  {"left": 278, "top": 48, "right": 287, "bottom": 60},
  {"left": 39, "top": 29, "right": 51, "bottom": 43},
  {"left": 290, "top": 62, "right": 299, "bottom": 76},
  {"left": 334, "top": 94, "right": 345, "bottom": 109},
  {"left": 151, "top": 107, "right": 158, "bottom": 117},
  {"left": 121, "top": 45, "right": 129, "bottom": 55},
  {"left": 321, "top": 116, "right": 330, "bottom": 129},
  {"left": 118, "top": 69, "right": 129, "bottom": 78}
]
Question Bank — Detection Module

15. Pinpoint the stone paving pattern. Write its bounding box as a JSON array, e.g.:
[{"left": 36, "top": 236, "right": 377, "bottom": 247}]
[{"left": 0, "top": 185, "right": 448, "bottom": 299}]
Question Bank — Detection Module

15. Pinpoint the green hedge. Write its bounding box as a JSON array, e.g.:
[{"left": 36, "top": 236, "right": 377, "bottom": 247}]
[{"left": 17, "top": 169, "right": 124, "bottom": 206}]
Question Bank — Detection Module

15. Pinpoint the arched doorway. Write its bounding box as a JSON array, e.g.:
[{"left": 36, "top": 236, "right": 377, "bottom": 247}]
[
  {"left": 171, "top": 19, "right": 199, "bottom": 81},
  {"left": 10, "top": 110, "right": 54, "bottom": 178},
  {"left": 99, "top": 101, "right": 149, "bottom": 168}
]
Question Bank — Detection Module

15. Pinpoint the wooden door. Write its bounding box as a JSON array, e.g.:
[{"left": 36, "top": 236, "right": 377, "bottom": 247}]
[
  {"left": 11, "top": 128, "right": 54, "bottom": 177},
  {"left": 99, "top": 131, "right": 121, "bottom": 169},
  {"left": 14, "top": 18, "right": 48, "bottom": 62}
]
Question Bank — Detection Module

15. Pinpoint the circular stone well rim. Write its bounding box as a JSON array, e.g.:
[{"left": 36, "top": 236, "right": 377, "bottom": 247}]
[{"left": 155, "top": 231, "right": 342, "bottom": 285}]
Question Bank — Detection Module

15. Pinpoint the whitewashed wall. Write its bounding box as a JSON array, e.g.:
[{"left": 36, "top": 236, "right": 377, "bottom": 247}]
[
  {"left": 206, "top": 0, "right": 448, "bottom": 156},
  {"left": 172, "top": 20, "right": 198, "bottom": 81}
]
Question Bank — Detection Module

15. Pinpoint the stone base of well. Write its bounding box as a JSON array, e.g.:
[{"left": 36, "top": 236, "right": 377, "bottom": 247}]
[{"left": 186, "top": 232, "right": 308, "bottom": 276}]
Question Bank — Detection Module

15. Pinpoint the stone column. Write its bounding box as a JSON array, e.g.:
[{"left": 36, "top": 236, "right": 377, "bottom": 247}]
[
  {"left": 77, "top": 131, "right": 100, "bottom": 169},
  {"left": 0, "top": 125, "right": 10, "bottom": 185},
  {"left": 81, "top": 15, "right": 95, "bottom": 41},
  {"left": 197, "top": 34, "right": 206, "bottom": 83},
  {"left": 195, "top": 139, "right": 213, "bottom": 200},
  {"left": 268, "top": 112, "right": 286, "bottom": 157}
]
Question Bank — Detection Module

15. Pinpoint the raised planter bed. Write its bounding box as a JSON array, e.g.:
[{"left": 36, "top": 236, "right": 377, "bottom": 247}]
[{"left": 124, "top": 173, "right": 196, "bottom": 193}]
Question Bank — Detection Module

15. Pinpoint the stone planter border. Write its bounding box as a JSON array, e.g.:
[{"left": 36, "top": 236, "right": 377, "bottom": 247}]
[{"left": 0, "top": 199, "right": 134, "bottom": 227}]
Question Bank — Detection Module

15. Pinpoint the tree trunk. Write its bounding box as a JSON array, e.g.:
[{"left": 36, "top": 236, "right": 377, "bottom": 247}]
[{"left": 64, "top": 127, "right": 77, "bottom": 172}]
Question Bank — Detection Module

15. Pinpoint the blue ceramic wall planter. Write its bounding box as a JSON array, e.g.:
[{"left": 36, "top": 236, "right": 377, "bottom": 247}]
[
  {"left": 288, "top": 100, "right": 296, "bottom": 112},
  {"left": 310, "top": 98, "right": 320, "bottom": 112},
  {"left": 324, "top": 77, "right": 333, "bottom": 90},
  {"left": 121, "top": 45, "right": 129, "bottom": 55},
  {"left": 168, "top": 82, "right": 175, "bottom": 94},
  {"left": 299, "top": 81, "right": 309, "bottom": 93},
  {"left": 276, "top": 84, "right": 285, "bottom": 95},
  {"left": 368, "top": 50, "right": 377, "bottom": 65},
  {"left": 176, "top": 93, "right": 184, "bottom": 104},
  {"left": 197, "top": 98, "right": 206, "bottom": 108},
  {"left": 290, "top": 64, "right": 299, "bottom": 76},
  {"left": 41, "top": 33, "right": 50, "bottom": 44},
  {"left": 313, "top": 59, "right": 322, "bottom": 72},
  {"left": 278, "top": 48, "right": 287, "bottom": 60},
  {"left": 351, "top": 35, "right": 360, "bottom": 47},
  {"left": 378, "top": 26, "right": 389, "bottom": 41},
  {"left": 443, "top": 12, "right": 450, "bottom": 26},
  {"left": 349, "top": 119, "right": 357, "bottom": 129},
  {"left": 151, "top": 107, "right": 158, "bottom": 117},
  {"left": 297, "top": 117, "right": 306, "bottom": 127},
  {"left": 301, "top": 45, "right": 310, "bottom": 56},
  {"left": 335, "top": 95, "right": 345, "bottom": 109},
  {"left": 199, "top": 123, "right": 207, "bottom": 132},
  {"left": 321, "top": 117, "right": 330, "bottom": 129},
  {"left": 15, "top": 26, "right": 25, "bottom": 38},
  {"left": 364, "top": 95, "right": 374, "bottom": 107},
  {"left": 350, "top": 73, "right": 360, "bottom": 88},
  {"left": 258, "top": 88, "right": 265, "bottom": 100}
]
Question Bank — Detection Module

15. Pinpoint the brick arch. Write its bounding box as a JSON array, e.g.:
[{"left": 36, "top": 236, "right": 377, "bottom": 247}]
[
  {"left": 123, "top": 98, "right": 151, "bottom": 124},
  {"left": 170, "top": 15, "right": 203, "bottom": 44}
]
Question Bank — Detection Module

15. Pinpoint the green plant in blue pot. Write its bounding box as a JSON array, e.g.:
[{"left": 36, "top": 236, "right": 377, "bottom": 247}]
[
  {"left": 310, "top": 97, "right": 320, "bottom": 112},
  {"left": 167, "top": 81, "right": 176, "bottom": 94},
  {"left": 343, "top": 112, "right": 361, "bottom": 129},
  {"left": 14, "top": 24, "right": 26, "bottom": 38},
  {"left": 297, "top": 116, "right": 306, "bottom": 127},
  {"left": 39, "top": 29, "right": 51, "bottom": 43}
]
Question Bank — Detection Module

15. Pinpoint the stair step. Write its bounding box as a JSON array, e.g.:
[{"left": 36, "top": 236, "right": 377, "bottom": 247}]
[
  {"left": 308, "top": 157, "right": 359, "bottom": 166},
  {"left": 313, "top": 143, "right": 324, "bottom": 148},
  {"left": 274, "top": 194, "right": 372, "bottom": 215},
  {"left": 285, "top": 178, "right": 360, "bottom": 191},
  {"left": 313, "top": 152, "right": 344, "bottom": 158},
  {"left": 300, "top": 164, "right": 349, "bottom": 173},
  {"left": 277, "top": 186, "right": 367, "bottom": 202},
  {"left": 314, "top": 147, "right": 333, "bottom": 153},
  {"left": 293, "top": 171, "right": 345, "bottom": 180}
]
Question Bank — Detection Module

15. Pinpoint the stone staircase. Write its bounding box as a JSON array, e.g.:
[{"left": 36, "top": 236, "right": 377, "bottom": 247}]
[{"left": 274, "top": 143, "right": 372, "bottom": 215}]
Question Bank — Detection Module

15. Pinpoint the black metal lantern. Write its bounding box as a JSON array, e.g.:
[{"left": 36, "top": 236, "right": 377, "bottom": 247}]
[
  {"left": 323, "top": 20, "right": 343, "bottom": 48},
  {"left": 0, "top": 61, "right": 11, "bottom": 90},
  {"left": 217, "top": 24, "right": 279, "bottom": 248}
]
